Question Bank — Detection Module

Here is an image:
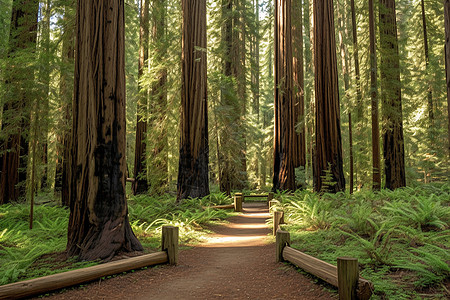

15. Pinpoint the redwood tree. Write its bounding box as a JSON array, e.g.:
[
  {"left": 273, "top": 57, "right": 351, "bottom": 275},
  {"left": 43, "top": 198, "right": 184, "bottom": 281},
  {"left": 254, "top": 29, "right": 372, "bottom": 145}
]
[
  {"left": 313, "top": 0, "right": 345, "bottom": 193},
  {"left": 292, "top": 0, "right": 305, "bottom": 169},
  {"left": 133, "top": 0, "right": 149, "bottom": 195},
  {"left": 379, "top": 0, "right": 406, "bottom": 190},
  {"left": 0, "top": 0, "right": 39, "bottom": 204},
  {"left": 273, "top": 0, "right": 296, "bottom": 191},
  {"left": 445, "top": 0, "right": 450, "bottom": 158},
  {"left": 67, "top": 0, "right": 143, "bottom": 260},
  {"left": 177, "top": 0, "right": 209, "bottom": 201},
  {"left": 369, "top": 0, "right": 381, "bottom": 190}
]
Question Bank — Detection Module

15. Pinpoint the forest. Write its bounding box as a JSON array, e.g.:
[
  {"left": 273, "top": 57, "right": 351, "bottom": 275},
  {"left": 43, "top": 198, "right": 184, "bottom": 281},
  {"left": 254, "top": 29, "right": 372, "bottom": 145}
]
[{"left": 0, "top": 0, "right": 449, "bottom": 299}]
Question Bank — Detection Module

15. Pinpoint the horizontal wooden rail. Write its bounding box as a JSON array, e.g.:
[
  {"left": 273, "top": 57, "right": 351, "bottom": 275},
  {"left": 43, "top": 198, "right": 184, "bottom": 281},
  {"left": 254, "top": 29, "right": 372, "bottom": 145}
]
[
  {"left": 0, "top": 226, "right": 179, "bottom": 300},
  {"left": 243, "top": 194, "right": 268, "bottom": 198},
  {"left": 0, "top": 252, "right": 168, "bottom": 300},
  {"left": 277, "top": 230, "right": 373, "bottom": 300}
]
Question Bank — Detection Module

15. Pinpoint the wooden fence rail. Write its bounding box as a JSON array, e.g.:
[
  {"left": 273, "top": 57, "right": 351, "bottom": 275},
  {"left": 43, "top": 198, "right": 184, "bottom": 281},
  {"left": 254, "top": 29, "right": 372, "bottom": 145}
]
[
  {"left": 0, "top": 226, "right": 179, "bottom": 300},
  {"left": 276, "top": 230, "right": 373, "bottom": 300}
]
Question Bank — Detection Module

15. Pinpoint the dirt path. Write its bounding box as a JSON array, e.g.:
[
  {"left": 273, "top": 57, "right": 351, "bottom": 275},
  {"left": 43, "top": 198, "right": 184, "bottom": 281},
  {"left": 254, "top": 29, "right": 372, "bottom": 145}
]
[{"left": 39, "top": 203, "right": 336, "bottom": 300}]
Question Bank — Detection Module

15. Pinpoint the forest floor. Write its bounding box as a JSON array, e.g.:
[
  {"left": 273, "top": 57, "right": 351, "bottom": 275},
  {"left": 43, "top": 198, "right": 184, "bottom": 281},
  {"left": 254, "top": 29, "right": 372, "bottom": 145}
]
[{"left": 36, "top": 203, "right": 336, "bottom": 300}]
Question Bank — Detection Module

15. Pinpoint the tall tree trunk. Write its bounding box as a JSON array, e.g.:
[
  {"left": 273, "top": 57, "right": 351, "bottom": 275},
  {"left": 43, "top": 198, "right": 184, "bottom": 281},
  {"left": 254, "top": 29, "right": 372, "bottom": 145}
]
[
  {"left": 444, "top": 0, "right": 450, "bottom": 158},
  {"left": 273, "top": 0, "right": 296, "bottom": 191},
  {"left": 67, "top": 0, "right": 143, "bottom": 261},
  {"left": 379, "top": 0, "right": 406, "bottom": 190},
  {"left": 177, "top": 0, "right": 210, "bottom": 201},
  {"left": 233, "top": 0, "right": 248, "bottom": 189},
  {"left": 0, "top": 0, "right": 39, "bottom": 204},
  {"left": 40, "top": 0, "right": 51, "bottom": 189},
  {"left": 55, "top": 3, "right": 74, "bottom": 205},
  {"left": 150, "top": 0, "right": 168, "bottom": 193},
  {"left": 218, "top": 0, "right": 233, "bottom": 196},
  {"left": 132, "top": 0, "right": 149, "bottom": 195},
  {"left": 350, "top": 0, "right": 363, "bottom": 189},
  {"left": 251, "top": 0, "right": 261, "bottom": 186},
  {"left": 421, "top": 0, "right": 434, "bottom": 127},
  {"left": 292, "top": 0, "right": 305, "bottom": 169},
  {"left": 313, "top": 0, "right": 345, "bottom": 193},
  {"left": 369, "top": 0, "right": 381, "bottom": 190}
]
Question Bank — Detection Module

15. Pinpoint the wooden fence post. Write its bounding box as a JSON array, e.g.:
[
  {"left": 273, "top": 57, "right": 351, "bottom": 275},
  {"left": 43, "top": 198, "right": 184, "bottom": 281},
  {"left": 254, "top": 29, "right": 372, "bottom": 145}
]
[
  {"left": 234, "top": 193, "right": 243, "bottom": 212},
  {"left": 337, "top": 257, "right": 359, "bottom": 300},
  {"left": 267, "top": 192, "right": 274, "bottom": 203},
  {"left": 273, "top": 210, "right": 284, "bottom": 235},
  {"left": 268, "top": 200, "right": 277, "bottom": 211},
  {"left": 162, "top": 226, "right": 179, "bottom": 265},
  {"left": 276, "top": 229, "right": 290, "bottom": 263}
]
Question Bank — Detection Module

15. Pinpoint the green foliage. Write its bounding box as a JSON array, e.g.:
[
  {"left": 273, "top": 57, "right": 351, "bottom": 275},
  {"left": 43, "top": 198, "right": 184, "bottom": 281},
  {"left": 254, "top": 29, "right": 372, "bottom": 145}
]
[
  {"left": 0, "top": 192, "right": 234, "bottom": 285},
  {"left": 281, "top": 184, "right": 450, "bottom": 298}
]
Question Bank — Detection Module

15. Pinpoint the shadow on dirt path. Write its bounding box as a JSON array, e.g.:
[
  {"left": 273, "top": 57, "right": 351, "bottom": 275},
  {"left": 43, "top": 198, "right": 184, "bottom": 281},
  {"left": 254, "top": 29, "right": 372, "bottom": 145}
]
[{"left": 39, "top": 203, "right": 336, "bottom": 300}]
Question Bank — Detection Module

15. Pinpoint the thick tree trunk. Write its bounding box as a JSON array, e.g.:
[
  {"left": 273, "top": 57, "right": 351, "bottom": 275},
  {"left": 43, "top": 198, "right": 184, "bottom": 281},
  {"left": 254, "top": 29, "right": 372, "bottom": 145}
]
[
  {"left": 379, "top": 0, "right": 406, "bottom": 190},
  {"left": 369, "top": 0, "right": 381, "bottom": 190},
  {"left": 444, "top": 0, "right": 450, "bottom": 158},
  {"left": 0, "top": 0, "right": 39, "bottom": 204},
  {"left": 132, "top": 0, "right": 149, "bottom": 195},
  {"left": 273, "top": 0, "right": 296, "bottom": 191},
  {"left": 313, "top": 0, "right": 345, "bottom": 193},
  {"left": 150, "top": 0, "right": 168, "bottom": 193},
  {"left": 67, "top": 0, "right": 143, "bottom": 261},
  {"left": 177, "top": 0, "right": 209, "bottom": 201},
  {"left": 292, "top": 0, "right": 305, "bottom": 169}
]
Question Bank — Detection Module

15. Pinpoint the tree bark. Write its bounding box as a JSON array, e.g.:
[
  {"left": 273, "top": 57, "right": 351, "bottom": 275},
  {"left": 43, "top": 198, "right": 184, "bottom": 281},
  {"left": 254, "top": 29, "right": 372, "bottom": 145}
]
[
  {"left": 369, "top": 0, "right": 381, "bottom": 190},
  {"left": 55, "top": 3, "right": 74, "bottom": 205},
  {"left": 379, "top": 0, "right": 406, "bottom": 190},
  {"left": 313, "top": 0, "right": 345, "bottom": 193},
  {"left": 444, "top": 0, "right": 450, "bottom": 158},
  {"left": 292, "top": 0, "right": 305, "bottom": 169},
  {"left": 421, "top": 0, "right": 434, "bottom": 127},
  {"left": 0, "top": 0, "right": 39, "bottom": 204},
  {"left": 67, "top": 0, "right": 143, "bottom": 261},
  {"left": 132, "top": 0, "right": 149, "bottom": 195},
  {"left": 273, "top": 0, "right": 296, "bottom": 191},
  {"left": 177, "top": 0, "right": 210, "bottom": 201},
  {"left": 149, "top": 0, "right": 168, "bottom": 193}
]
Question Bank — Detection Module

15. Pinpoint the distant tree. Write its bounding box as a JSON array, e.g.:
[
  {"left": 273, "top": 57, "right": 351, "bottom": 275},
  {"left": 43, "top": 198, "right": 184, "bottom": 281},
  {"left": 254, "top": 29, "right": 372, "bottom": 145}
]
[
  {"left": 0, "top": 0, "right": 39, "bottom": 204},
  {"left": 292, "top": 0, "right": 306, "bottom": 169},
  {"left": 379, "top": 0, "right": 406, "bottom": 190},
  {"left": 368, "top": 0, "right": 381, "bottom": 190},
  {"left": 445, "top": 0, "right": 450, "bottom": 158},
  {"left": 177, "top": 0, "right": 209, "bottom": 200},
  {"left": 273, "top": 0, "right": 296, "bottom": 191},
  {"left": 133, "top": 0, "right": 149, "bottom": 195},
  {"left": 313, "top": 0, "right": 345, "bottom": 193},
  {"left": 67, "top": 0, "right": 143, "bottom": 260}
]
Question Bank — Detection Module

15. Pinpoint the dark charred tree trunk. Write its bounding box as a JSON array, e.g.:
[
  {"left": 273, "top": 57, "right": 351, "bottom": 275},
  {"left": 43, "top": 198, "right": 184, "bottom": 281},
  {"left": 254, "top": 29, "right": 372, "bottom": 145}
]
[
  {"left": 313, "top": 0, "right": 345, "bottom": 193},
  {"left": 273, "top": 0, "right": 295, "bottom": 191},
  {"left": 0, "top": 0, "right": 39, "bottom": 204},
  {"left": 177, "top": 0, "right": 210, "bottom": 201},
  {"left": 292, "top": 0, "right": 305, "bottom": 169},
  {"left": 421, "top": 0, "right": 434, "bottom": 127},
  {"left": 132, "top": 0, "right": 149, "bottom": 195},
  {"left": 369, "top": 0, "right": 381, "bottom": 191},
  {"left": 150, "top": 0, "right": 168, "bottom": 193},
  {"left": 444, "top": 0, "right": 450, "bottom": 158},
  {"left": 55, "top": 3, "right": 74, "bottom": 205},
  {"left": 67, "top": 0, "right": 143, "bottom": 261},
  {"left": 379, "top": 0, "right": 406, "bottom": 190}
]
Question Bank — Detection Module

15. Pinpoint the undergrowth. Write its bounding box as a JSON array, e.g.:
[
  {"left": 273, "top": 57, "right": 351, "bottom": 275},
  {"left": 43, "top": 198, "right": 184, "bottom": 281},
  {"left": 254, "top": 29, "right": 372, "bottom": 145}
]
[
  {"left": 274, "top": 183, "right": 450, "bottom": 299},
  {"left": 0, "top": 192, "right": 234, "bottom": 285}
]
